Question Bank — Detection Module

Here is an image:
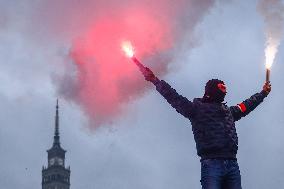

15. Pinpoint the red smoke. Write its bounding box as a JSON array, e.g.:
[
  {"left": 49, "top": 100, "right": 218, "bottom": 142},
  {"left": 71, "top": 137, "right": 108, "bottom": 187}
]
[
  {"left": 69, "top": 6, "right": 176, "bottom": 126},
  {"left": 35, "top": 0, "right": 216, "bottom": 127}
]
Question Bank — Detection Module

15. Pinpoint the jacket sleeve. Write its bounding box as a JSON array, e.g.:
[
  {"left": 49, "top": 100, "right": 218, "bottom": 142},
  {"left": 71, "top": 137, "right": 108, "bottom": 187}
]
[
  {"left": 230, "top": 91, "right": 268, "bottom": 122},
  {"left": 153, "top": 79, "right": 196, "bottom": 119}
]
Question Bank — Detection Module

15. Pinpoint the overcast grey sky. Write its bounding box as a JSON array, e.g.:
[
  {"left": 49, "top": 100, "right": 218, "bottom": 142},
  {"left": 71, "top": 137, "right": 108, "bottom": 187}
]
[{"left": 0, "top": 0, "right": 284, "bottom": 189}]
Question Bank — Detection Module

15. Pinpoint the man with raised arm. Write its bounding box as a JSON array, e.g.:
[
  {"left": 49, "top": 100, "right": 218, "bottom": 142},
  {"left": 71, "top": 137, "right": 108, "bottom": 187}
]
[{"left": 142, "top": 67, "right": 271, "bottom": 189}]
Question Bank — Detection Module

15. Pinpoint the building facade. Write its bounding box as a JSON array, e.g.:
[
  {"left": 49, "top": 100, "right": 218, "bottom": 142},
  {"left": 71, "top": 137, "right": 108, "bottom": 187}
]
[{"left": 42, "top": 101, "right": 70, "bottom": 189}]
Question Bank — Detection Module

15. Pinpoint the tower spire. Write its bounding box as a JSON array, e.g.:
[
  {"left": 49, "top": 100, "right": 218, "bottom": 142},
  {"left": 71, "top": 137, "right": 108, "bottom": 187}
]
[
  {"left": 53, "top": 99, "right": 60, "bottom": 146},
  {"left": 43, "top": 99, "right": 70, "bottom": 189}
]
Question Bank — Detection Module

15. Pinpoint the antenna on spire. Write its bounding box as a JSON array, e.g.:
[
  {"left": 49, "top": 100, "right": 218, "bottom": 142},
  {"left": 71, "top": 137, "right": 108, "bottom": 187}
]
[{"left": 53, "top": 99, "right": 60, "bottom": 146}]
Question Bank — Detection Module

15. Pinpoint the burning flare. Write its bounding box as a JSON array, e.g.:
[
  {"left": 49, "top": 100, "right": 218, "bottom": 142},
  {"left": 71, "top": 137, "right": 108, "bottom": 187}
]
[
  {"left": 121, "top": 41, "right": 135, "bottom": 58},
  {"left": 265, "top": 41, "right": 278, "bottom": 69},
  {"left": 258, "top": 0, "right": 284, "bottom": 70}
]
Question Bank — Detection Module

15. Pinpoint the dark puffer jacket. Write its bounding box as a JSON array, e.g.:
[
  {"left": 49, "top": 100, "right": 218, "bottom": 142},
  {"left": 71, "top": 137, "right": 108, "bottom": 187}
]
[{"left": 154, "top": 80, "right": 267, "bottom": 159}]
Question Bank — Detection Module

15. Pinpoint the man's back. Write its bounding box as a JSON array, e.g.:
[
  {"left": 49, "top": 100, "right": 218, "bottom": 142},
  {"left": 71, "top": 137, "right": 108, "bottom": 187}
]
[{"left": 190, "top": 98, "right": 238, "bottom": 160}]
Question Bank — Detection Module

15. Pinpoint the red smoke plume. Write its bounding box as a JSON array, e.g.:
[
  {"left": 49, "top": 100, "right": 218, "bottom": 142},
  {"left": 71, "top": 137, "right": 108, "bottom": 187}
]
[
  {"left": 69, "top": 6, "right": 175, "bottom": 126},
  {"left": 38, "top": 0, "right": 216, "bottom": 127}
]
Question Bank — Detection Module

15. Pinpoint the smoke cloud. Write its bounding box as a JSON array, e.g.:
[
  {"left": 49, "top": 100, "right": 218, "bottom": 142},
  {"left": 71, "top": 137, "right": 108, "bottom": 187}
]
[
  {"left": 38, "top": 0, "right": 216, "bottom": 128},
  {"left": 257, "top": 0, "right": 284, "bottom": 68}
]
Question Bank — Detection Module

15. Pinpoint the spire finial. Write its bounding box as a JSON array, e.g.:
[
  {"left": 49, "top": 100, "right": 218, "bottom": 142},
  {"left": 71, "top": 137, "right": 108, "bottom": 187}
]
[{"left": 53, "top": 99, "right": 60, "bottom": 146}]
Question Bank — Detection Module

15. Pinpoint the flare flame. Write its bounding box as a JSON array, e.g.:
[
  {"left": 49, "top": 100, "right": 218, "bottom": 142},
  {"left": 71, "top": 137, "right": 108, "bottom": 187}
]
[
  {"left": 265, "top": 38, "right": 279, "bottom": 69},
  {"left": 258, "top": 0, "right": 284, "bottom": 70},
  {"left": 122, "top": 41, "right": 134, "bottom": 58}
]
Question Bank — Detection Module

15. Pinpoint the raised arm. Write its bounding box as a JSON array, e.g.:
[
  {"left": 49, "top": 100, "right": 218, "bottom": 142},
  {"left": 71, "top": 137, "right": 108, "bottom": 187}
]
[
  {"left": 142, "top": 67, "right": 196, "bottom": 119},
  {"left": 230, "top": 82, "right": 271, "bottom": 122}
]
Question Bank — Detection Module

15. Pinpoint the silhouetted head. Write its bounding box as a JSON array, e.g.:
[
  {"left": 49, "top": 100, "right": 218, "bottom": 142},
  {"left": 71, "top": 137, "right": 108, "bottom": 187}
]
[{"left": 203, "top": 79, "right": 227, "bottom": 103}]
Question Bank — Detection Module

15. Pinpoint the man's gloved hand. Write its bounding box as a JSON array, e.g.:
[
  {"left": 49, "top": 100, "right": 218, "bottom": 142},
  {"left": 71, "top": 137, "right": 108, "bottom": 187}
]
[
  {"left": 143, "top": 67, "right": 157, "bottom": 82},
  {"left": 262, "top": 81, "right": 271, "bottom": 95}
]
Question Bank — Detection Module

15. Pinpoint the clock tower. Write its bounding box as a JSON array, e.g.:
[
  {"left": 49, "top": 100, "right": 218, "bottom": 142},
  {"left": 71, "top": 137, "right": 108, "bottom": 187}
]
[{"left": 42, "top": 100, "right": 70, "bottom": 189}]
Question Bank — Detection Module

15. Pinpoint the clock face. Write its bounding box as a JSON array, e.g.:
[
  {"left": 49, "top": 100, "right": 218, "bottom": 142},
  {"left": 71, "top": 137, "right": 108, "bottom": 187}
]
[
  {"left": 58, "top": 158, "right": 63, "bottom": 166},
  {"left": 49, "top": 157, "right": 64, "bottom": 166},
  {"left": 49, "top": 158, "right": 55, "bottom": 165}
]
